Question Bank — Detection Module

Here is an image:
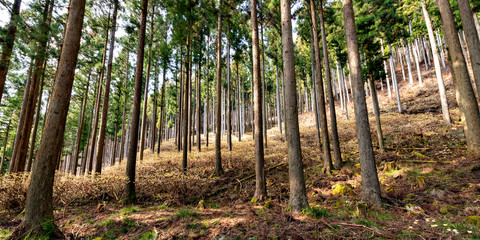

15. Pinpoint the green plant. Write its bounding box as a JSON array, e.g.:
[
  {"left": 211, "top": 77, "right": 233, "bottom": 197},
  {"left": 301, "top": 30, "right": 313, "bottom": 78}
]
[
  {"left": 303, "top": 207, "right": 330, "bottom": 219},
  {"left": 174, "top": 208, "right": 199, "bottom": 218}
]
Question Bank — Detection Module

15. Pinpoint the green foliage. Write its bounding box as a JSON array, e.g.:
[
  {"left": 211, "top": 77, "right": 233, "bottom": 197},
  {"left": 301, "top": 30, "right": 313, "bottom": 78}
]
[
  {"left": 119, "top": 206, "right": 140, "bottom": 215},
  {"left": 303, "top": 207, "right": 330, "bottom": 219}
]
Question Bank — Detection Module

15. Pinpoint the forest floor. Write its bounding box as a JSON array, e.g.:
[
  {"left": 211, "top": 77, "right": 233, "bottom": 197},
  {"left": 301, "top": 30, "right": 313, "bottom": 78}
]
[{"left": 2, "top": 66, "right": 480, "bottom": 239}]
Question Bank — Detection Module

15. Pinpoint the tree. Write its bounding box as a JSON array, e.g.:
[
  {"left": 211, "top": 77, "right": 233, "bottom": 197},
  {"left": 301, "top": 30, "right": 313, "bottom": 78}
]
[
  {"left": 214, "top": 0, "right": 223, "bottom": 176},
  {"left": 437, "top": 0, "right": 480, "bottom": 156},
  {"left": 342, "top": 0, "right": 382, "bottom": 206},
  {"left": 94, "top": 0, "right": 119, "bottom": 174},
  {"left": 71, "top": 72, "right": 90, "bottom": 175},
  {"left": 280, "top": 0, "right": 309, "bottom": 213},
  {"left": 125, "top": 0, "right": 148, "bottom": 203},
  {"left": 9, "top": 0, "right": 86, "bottom": 235},
  {"left": 251, "top": 0, "right": 266, "bottom": 202},
  {"left": 309, "top": 0, "right": 332, "bottom": 172},
  {"left": 421, "top": 0, "right": 451, "bottom": 125},
  {"left": 457, "top": 0, "right": 480, "bottom": 98},
  {"left": 0, "top": 0, "right": 22, "bottom": 106}
]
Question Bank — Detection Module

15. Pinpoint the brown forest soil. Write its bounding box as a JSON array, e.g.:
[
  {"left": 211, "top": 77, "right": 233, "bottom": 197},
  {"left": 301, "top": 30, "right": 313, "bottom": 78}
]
[{"left": 1, "top": 64, "right": 480, "bottom": 239}]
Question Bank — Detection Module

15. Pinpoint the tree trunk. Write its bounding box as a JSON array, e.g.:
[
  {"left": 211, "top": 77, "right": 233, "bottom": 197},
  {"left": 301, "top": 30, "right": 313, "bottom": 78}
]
[
  {"left": 158, "top": 64, "right": 167, "bottom": 154},
  {"left": 11, "top": 0, "right": 54, "bottom": 173},
  {"left": 280, "top": 0, "right": 309, "bottom": 213},
  {"left": 71, "top": 74, "right": 90, "bottom": 175},
  {"left": 183, "top": 34, "right": 192, "bottom": 173},
  {"left": 151, "top": 63, "right": 159, "bottom": 152},
  {"left": 214, "top": 0, "right": 223, "bottom": 176},
  {"left": 197, "top": 45, "right": 202, "bottom": 152},
  {"left": 319, "top": 0, "right": 342, "bottom": 169},
  {"left": 26, "top": 64, "right": 46, "bottom": 172},
  {"left": 9, "top": 0, "right": 85, "bottom": 236},
  {"left": 309, "top": 0, "right": 332, "bottom": 172},
  {"left": 88, "top": 25, "right": 109, "bottom": 174},
  {"left": 342, "top": 0, "right": 382, "bottom": 206},
  {"left": 0, "top": 119, "right": 11, "bottom": 174},
  {"left": 119, "top": 52, "right": 129, "bottom": 163},
  {"left": 125, "top": 0, "right": 148, "bottom": 203},
  {"left": 437, "top": 0, "right": 480, "bottom": 156},
  {"left": 422, "top": 1, "right": 451, "bottom": 124},
  {"left": 227, "top": 28, "right": 232, "bottom": 151},
  {"left": 140, "top": 4, "right": 155, "bottom": 161},
  {"left": 0, "top": 0, "right": 22, "bottom": 106},
  {"left": 251, "top": 0, "right": 266, "bottom": 201},
  {"left": 369, "top": 75, "right": 385, "bottom": 152},
  {"left": 458, "top": 0, "right": 480, "bottom": 98}
]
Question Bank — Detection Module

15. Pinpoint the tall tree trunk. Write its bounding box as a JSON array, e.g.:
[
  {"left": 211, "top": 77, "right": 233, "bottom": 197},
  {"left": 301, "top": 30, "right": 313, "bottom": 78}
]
[
  {"left": 422, "top": 1, "right": 451, "bottom": 124},
  {"left": 227, "top": 28, "right": 232, "bottom": 151},
  {"left": 0, "top": 119, "right": 11, "bottom": 174},
  {"left": 260, "top": 18, "right": 268, "bottom": 148},
  {"left": 310, "top": 28, "right": 321, "bottom": 145},
  {"left": 206, "top": 34, "right": 210, "bottom": 147},
  {"left": 309, "top": 0, "right": 332, "bottom": 172},
  {"left": 214, "top": 0, "right": 223, "bottom": 176},
  {"left": 458, "top": 0, "right": 480, "bottom": 97},
  {"left": 140, "top": 3, "right": 155, "bottom": 161},
  {"left": 88, "top": 25, "right": 109, "bottom": 174},
  {"left": 94, "top": 0, "right": 118, "bottom": 174},
  {"left": 0, "top": 0, "right": 22, "bottom": 106},
  {"left": 119, "top": 52, "right": 129, "bottom": 163},
  {"left": 11, "top": 0, "right": 54, "bottom": 173},
  {"left": 26, "top": 64, "right": 46, "bottom": 172},
  {"left": 125, "top": 0, "right": 148, "bottom": 203},
  {"left": 368, "top": 74, "right": 385, "bottom": 152},
  {"left": 10, "top": 0, "right": 85, "bottom": 236},
  {"left": 238, "top": 62, "right": 242, "bottom": 141},
  {"left": 275, "top": 65, "right": 282, "bottom": 135},
  {"left": 342, "top": 0, "right": 382, "bottom": 206},
  {"left": 183, "top": 34, "right": 192, "bottom": 173},
  {"left": 151, "top": 63, "right": 159, "bottom": 152},
  {"left": 319, "top": 0, "right": 342, "bottom": 169},
  {"left": 197, "top": 46, "right": 202, "bottom": 152},
  {"left": 281, "top": 0, "right": 309, "bottom": 213},
  {"left": 437, "top": 0, "right": 480, "bottom": 156},
  {"left": 158, "top": 64, "right": 167, "bottom": 154},
  {"left": 251, "top": 0, "right": 266, "bottom": 201},
  {"left": 71, "top": 74, "right": 90, "bottom": 175}
]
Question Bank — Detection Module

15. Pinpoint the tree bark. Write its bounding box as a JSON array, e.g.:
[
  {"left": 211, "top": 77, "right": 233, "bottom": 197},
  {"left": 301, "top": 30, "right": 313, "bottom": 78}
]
[
  {"left": 0, "top": 0, "right": 22, "bottom": 106},
  {"left": 342, "top": 0, "right": 382, "bottom": 206},
  {"left": 280, "top": 0, "right": 309, "bottom": 213},
  {"left": 119, "top": 52, "right": 129, "bottom": 163},
  {"left": 9, "top": 0, "right": 85, "bottom": 236},
  {"left": 251, "top": 0, "right": 266, "bottom": 201},
  {"left": 214, "top": 0, "right": 223, "bottom": 176},
  {"left": 309, "top": 0, "right": 332, "bottom": 172},
  {"left": 437, "top": 0, "right": 480, "bottom": 156},
  {"left": 0, "top": 119, "right": 11, "bottom": 174},
  {"left": 458, "top": 0, "right": 480, "bottom": 98},
  {"left": 422, "top": 1, "right": 451, "bottom": 124},
  {"left": 11, "top": 0, "right": 54, "bottom": 173},
  {"left": 140, "top": 3, "right": 155, "bottom": 161},
  {"left": 319, "top": 0, "right": 342, "bottom": 169},
  {"left": 125, "top": 0, "right": 148, "bottom": 203},
  {"left": 71, "top": 73, "right": 90, "bottom": 175}
]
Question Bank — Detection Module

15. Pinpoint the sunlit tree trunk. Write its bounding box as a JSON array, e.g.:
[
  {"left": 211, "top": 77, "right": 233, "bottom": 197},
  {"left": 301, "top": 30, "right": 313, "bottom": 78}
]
[
  {"left": 125, "top": 0, "right": 148, "bottom": 203},
  {"left": 342, "top": 0, "right": 382, "bottom": 206},
  {"left": 214, "top": 0, "right": 224, "bottom": 175}
]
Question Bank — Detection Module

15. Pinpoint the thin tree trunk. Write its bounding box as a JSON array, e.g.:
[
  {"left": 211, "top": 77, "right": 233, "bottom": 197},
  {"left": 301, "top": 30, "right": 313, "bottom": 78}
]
[
  {"left": 197, "top": 46, "right": 202, "bottom": 151},
  {"left": 119, "top": 52, "right": 129, "bottom": 163},
  {"left": 342, "top": 0, "right": 382, "bottom": 206},
  {"left": 309, "top": 0, "right": 332, "bottom": 172},
  {"left": 183, "top": 34, "right": 192, "bottom": 173},
  {"left": 71, "top": 73, "right": 90, "bottom": 175},
  {"left": 422, "top": 1, "right": 451, "bottom": 124},
  {"left": 369, "top": 74, "right": 385, "bottom": 152},
  {"left": 26, "top": 63, "right": 46, "bottom": 172},
  {"left": 140, "top": 4, "right": 155, "bottom": 161},
  {"left": 319, "top": 0, "right": 342, "bottom": 169},
  {"left": 0, "top": 119, "right": 11, "bottom": 174}
]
